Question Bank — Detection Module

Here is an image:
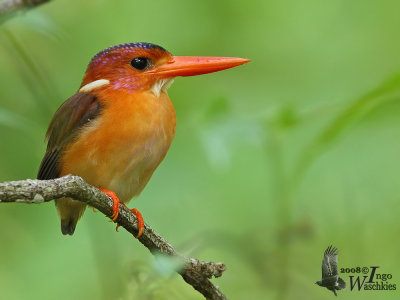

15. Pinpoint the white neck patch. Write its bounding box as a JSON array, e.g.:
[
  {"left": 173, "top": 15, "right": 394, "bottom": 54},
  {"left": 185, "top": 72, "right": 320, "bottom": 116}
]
[
  {"left": 150, "top": 78, "right": 175, "bottom": 98},
  {"left": 79, "top": 79, "right": 110, "bottom": 93}
]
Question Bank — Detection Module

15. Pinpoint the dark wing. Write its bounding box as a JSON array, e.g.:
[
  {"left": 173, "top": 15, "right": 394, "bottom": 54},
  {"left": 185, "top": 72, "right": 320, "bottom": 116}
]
[
  {"left": 337, "top": 277, "right": 346, "bottom": 290},
  {"left": 321, "top": 245, "right": 339, "bottom": 279},
  {"left": 37, "top": 92, "right": 103, "bottom": 179}
]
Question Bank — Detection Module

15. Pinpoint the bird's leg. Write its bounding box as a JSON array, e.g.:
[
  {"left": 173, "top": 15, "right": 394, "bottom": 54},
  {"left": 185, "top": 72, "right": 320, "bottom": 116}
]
[
  {"left": 115, "top": 203, "right": 144, "bottom": 238},
  {"left": 98, "top": 187, "right": 120, "bottom": 222},
  {"left": 97, "top": 188, "right": 143, "bottom": 238}
]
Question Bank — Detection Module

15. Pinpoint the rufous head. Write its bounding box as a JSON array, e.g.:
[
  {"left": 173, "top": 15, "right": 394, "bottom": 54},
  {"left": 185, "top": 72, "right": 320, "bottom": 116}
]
[{"left": 80, "top": 42, "right": 250, "bottom": 96}]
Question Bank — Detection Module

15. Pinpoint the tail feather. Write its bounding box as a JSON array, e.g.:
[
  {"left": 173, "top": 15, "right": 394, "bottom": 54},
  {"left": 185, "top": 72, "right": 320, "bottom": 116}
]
[
  {"left": 56, "top": 198, "right": 86, "bottom": 235},
  {"left": 61, "top": 218, "right": 77, "bottom": 235}
]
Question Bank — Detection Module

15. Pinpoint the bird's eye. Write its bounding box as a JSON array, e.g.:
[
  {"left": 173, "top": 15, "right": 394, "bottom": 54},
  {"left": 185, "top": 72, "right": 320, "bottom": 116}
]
[{"left": 130, "top": 57, "right": 149, "bottom": 70}]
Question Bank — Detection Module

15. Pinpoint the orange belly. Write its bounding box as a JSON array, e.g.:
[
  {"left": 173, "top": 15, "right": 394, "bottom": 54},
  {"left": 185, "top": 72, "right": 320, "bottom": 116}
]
[{"left": 60, "top": 89, "right": 176, "bottom": 203}]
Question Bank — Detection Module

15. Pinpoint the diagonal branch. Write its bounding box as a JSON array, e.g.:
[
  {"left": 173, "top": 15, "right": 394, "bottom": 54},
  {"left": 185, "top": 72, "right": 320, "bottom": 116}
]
[
  {"left": 0, "top": 0, "right": 51, "bottom": 24},
  {"left": 0, "top": 175, "right": 227, "bottom": 300}
]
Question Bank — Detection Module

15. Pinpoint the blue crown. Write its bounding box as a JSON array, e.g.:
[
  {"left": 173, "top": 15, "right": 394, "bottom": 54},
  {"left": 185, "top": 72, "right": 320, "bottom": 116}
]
[{"left": 90, "top": 42, "right": 166, "bottom": 64}]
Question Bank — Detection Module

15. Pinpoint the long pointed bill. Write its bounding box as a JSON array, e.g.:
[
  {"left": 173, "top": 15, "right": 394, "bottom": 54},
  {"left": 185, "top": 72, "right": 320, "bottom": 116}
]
[{"left": 154, "top": 56, "right": 250, "bottom": 78}]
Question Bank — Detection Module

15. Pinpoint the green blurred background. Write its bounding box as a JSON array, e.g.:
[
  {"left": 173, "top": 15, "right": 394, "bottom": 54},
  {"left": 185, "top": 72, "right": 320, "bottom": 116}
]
[{"left": 1, "top": 0, "right": 400, "bottom": 299}]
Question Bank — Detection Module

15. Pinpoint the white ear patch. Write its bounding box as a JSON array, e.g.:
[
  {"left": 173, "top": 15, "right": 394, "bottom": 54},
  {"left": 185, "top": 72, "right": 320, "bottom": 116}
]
[
  {"left": 151, "top": 78, "right": 175, "bottom": 97},
  {"left": 79, "top": 79, "right": 110, "bottom": 93}
]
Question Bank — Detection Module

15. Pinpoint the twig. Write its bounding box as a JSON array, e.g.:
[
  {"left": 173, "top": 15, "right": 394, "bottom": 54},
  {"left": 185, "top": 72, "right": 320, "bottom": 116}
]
[
  {"left": 0, "top": 175, "right": 228, "bottom": 300},
  {"left": 0, "top": 0, "right": 50, "bottom": 24}
]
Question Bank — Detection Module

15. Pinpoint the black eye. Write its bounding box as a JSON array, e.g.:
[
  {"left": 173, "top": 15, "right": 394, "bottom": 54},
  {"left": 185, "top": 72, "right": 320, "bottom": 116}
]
[{"left": 130, "top": 57, "right": 149, "bottom": 70}]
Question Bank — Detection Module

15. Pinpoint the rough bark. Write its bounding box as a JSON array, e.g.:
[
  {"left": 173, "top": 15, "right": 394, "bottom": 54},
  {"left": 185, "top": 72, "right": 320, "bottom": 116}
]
[
  {"left": 0, "top": 175, "right": 228, "bottom": 300},
  {"left": 0, "top": 0, "right": 50, "bottom": 24}
]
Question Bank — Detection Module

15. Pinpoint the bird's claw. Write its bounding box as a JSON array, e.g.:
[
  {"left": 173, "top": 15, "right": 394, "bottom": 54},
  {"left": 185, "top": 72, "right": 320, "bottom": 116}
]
[
  {"left": 98, "top": 188, "right": 144, "bottom": 238},
  {"left": 119, "top": 203, "right": 144, "bottom": 238},
  {"left": 98, "top": 187, "right": 120, "bottom": 222},
  {"left": 130, "top": 207, "right": 144, "bottom": 238}
]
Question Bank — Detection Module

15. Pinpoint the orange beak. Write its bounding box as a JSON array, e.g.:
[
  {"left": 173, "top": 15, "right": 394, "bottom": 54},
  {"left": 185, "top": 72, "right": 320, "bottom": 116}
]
[{"left": 154, "top": 56, "right": 250, "bottom": 78}]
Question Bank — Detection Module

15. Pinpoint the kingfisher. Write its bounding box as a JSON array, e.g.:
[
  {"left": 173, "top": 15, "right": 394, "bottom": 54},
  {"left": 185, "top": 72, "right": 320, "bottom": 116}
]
[{"left": 37, "top": 42, "right": 249, "bottom": 238}]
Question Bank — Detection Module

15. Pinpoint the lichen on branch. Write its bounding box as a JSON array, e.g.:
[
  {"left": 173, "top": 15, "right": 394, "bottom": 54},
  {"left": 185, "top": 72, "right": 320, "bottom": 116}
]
[{"left": 0, "top": 175, "right": 227, "bottom": 300}]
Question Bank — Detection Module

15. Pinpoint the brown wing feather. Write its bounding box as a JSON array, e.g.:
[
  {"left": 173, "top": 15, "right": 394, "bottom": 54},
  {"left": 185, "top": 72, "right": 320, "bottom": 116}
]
[{"left": 37, "top": 92, "right": 103, "bottom": 180}]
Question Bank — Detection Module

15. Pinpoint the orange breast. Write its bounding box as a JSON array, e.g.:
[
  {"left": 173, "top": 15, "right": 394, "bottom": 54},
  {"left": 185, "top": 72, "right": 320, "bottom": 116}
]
[{"left": 60, "top": 89, "right": 176, "bottom": 203}]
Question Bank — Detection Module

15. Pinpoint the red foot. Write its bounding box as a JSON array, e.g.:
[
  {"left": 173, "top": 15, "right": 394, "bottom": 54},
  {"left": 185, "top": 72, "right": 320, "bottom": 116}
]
[
  {"left": 98, "top": 187, "right": 120, "bottom": 222},
  {"left": 115, "top": 203, "right": 144, "bottom": 238},
  {"left": 92, "top": 207, "right": 96, "bottom": 213}
]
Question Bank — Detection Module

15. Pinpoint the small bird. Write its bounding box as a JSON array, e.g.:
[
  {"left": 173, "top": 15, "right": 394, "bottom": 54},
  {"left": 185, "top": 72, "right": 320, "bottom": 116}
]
[
  {"left": 37, "top": 42, "right": 249, "bottom": 237},
  {"left": 315, "top": 245, "right": 346, "bottom": 296}
]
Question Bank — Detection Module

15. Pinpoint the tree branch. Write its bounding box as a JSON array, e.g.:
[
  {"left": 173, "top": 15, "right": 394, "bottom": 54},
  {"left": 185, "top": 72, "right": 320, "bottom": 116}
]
[
  {"left": 0, "top": 175, "right": 228, "bottom": 300},
  {"left": 0, "top": 0, "right": 50, "bottom": 24},
  {"left": 0, "top": 0, "right": 227, "bottom": 296}
]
